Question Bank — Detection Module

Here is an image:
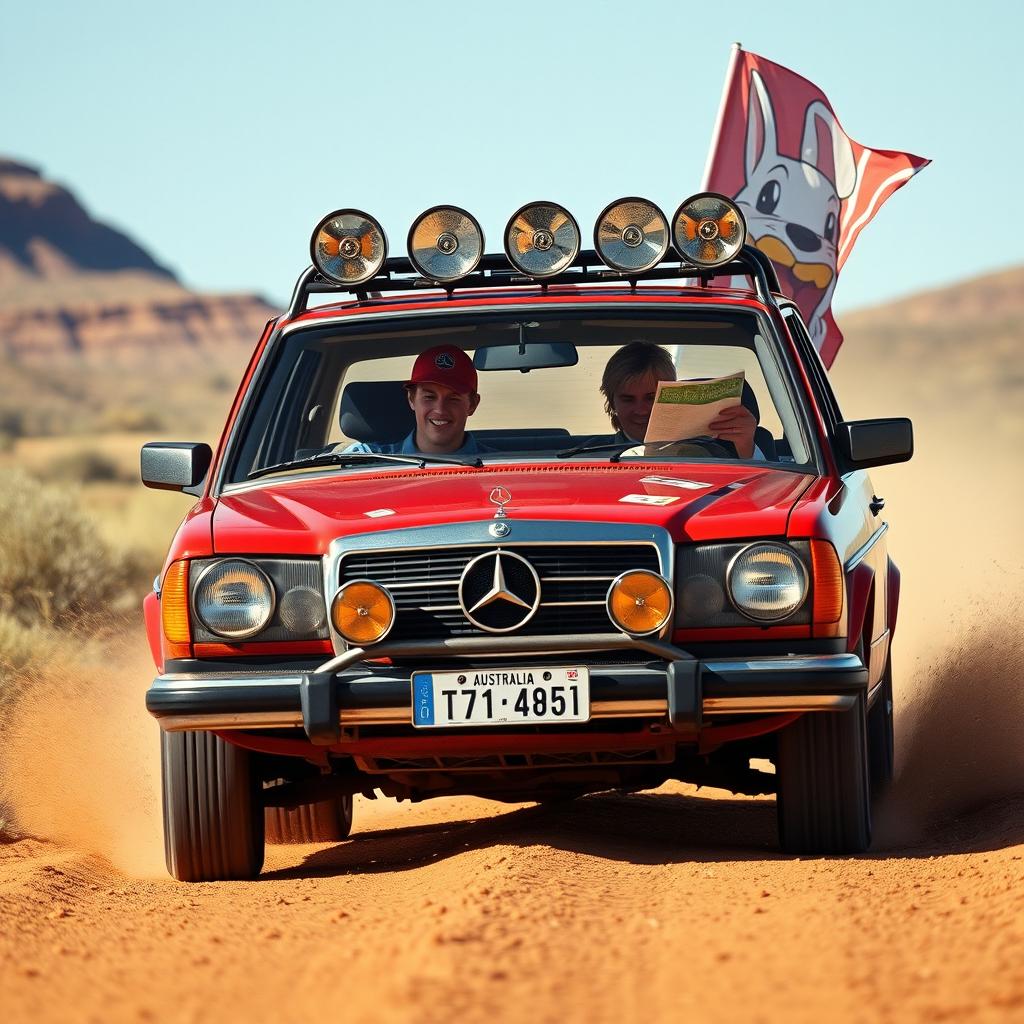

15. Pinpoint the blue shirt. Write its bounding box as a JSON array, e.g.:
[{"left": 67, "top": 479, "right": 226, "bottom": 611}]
[{"left": 345, "top": 430, "right": 490, "bottom": 456}]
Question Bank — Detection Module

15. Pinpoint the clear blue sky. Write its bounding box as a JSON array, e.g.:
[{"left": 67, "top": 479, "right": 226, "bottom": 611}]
[{"left": 3, "top": 0, "right": 1020, "bottom": 312}]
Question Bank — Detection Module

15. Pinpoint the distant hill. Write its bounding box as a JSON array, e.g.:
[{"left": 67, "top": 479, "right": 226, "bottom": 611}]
[
  {"left": 830, "top": 265, "right": 1024, "bottom": 439},
  {"left": 0, "top": 158, "right": 274, "bottom": 361}
]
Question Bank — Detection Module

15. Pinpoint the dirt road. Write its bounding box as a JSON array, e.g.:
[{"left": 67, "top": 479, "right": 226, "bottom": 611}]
[
  {"left": 2, "top": 783, "right": 1023, "bottom": 1024},
  {"left": 2, "top": 357, "right": 1023, "bottom": 1023}
]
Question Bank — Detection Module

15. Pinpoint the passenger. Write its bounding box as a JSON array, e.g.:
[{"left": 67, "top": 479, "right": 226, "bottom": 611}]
[
  {"left": 347, "top": 345, "right": 489, "bottom": 456},
  {"left": 600, "top": 342, "right": 759, "bottom": 458}
]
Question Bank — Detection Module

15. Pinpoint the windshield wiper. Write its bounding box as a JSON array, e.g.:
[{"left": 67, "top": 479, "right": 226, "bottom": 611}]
[
  {"left": 556, "top": 442, "right": 643, "bottom": 463},
  {"left": 247, "top": 450, "right": 482, "bottom": 481}
]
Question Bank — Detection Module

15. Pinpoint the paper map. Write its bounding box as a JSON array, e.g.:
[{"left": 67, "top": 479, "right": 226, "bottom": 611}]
[{"left": 643, "top": 372, "right": 746, "bottom": 445}]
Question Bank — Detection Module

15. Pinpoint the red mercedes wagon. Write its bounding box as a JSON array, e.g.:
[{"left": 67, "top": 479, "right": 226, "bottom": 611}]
[{"left": 143, "top": 196, "right": 912, "bottom": 880}]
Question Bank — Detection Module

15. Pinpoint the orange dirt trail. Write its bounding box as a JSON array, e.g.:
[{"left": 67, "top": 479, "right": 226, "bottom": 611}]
[{"left": 1, "top": 785, "right": 1023, "bottom": 1024}]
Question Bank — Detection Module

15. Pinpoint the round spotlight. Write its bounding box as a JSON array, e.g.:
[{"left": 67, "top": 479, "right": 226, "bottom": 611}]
[
  {"left": 594, "top": 197, "right": 670, "bottom": 273},
  {"left": 330, "top": 579, "right": 395, "bottom": 645},
  {"left": 310, "top": 209, "right": 388, "bottom": 286},
  {"left": 606, "top": 570, "right": 673, "bottom": 637},
  {"left": 671, "top": 193, "right": 746, "bottom": 269},
  {"left": 504, "top": 201, "right": 580, "bottom": 278},
  {"left": 408, "top": 205, "right": 484, "bottom": 283}
]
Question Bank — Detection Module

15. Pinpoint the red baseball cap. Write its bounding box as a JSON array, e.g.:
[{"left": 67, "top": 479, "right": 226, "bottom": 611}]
[{"left": 405, "top": 344, "right": 478, "bottom": 395}]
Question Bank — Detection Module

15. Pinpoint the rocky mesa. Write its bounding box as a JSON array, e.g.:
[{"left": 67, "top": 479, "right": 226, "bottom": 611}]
[{"left": 0, "top": 158, "right": 274, "bottom": 360}]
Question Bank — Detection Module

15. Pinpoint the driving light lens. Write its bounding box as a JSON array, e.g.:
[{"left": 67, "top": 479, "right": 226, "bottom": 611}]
[
  {"left": 607, "top": 570, "right": 673, "bottom": 636},
  {"left": 672, "top": 193, "right": 746, "bottom": 268},
  {"left": 594, "top": 197, "right": 669, "bottom": 273},
  {"left": 193, "top": 560, "right": 276, "bottom": 640},
  {"left": 504, "top": 201, "right": 580, "bottom": 278},
  {"left": 727, "top": 543, "right": 808, "bottom": 622},
  {"left": 331, "top": 580, "right": 395, "bottom": 645},
  {"left": 311, "top": 209, "right": 388, "bottom": 285},
  {"left": 279, "top": 584, "right": 328, "bottom": 635},
  {"left": 408, "top": 205, "right": 484, "bottom": 282}
]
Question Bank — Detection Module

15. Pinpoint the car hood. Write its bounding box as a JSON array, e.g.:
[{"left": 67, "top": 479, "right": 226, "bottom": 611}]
[{"left": 212, "top": 463, "right": 814, "bottom": 555}]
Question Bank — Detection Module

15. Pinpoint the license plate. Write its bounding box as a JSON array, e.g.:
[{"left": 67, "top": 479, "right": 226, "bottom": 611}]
[{"left": 411, "top": 666, "right": 590, "bottom": 728}]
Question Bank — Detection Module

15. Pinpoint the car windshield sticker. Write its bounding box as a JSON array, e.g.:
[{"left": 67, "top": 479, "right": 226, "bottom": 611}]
[
  {"left": 364, "top": 508, "right": 396, "bottom": 518},
  {"left": 640, "top": 475, "right": 713, "bottom": 491},
  {"left": 619, "top": 493, "right": 680, "bottom": 506}
]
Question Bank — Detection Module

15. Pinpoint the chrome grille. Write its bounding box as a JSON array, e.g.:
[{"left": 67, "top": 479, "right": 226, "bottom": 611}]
[{"left": 338, "top": 543, "right": 660, "bottom": 642}]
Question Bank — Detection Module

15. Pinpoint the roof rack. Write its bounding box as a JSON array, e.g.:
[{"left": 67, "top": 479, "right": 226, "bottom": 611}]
[{"left": 286, "top": 244, "right": 781, "bottom": 318}]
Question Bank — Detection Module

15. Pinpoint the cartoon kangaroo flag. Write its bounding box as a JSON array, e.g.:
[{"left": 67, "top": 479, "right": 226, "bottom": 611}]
[{"left": 703, "top": 46, "right": 930, "bottom": 367}]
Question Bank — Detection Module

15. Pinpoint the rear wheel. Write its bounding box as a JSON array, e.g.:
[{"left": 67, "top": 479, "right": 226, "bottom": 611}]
[
  {"left": 160, "top": 731, "right": 265, "bottom": 882},
  {"left": 775, "top": 693, "right": 872, "bottom": 854},
  {"left": 265, "top": 794, "right": 354, "bottom": 844},
  {"left": 867, "top": 660, "right": 895, "bottom": 794}
]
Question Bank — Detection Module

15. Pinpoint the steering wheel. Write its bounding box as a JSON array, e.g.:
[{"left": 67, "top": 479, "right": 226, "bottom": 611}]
[{"left": 646, "top": 436, "right": 739, "bottom": 459}]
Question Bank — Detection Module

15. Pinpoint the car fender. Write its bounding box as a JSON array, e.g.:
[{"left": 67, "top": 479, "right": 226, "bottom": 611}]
[
  {"left": 887, "top": 556, "right": 901, "bottom": 642},
  {"left": 845, "top": 560, "right": 875, "bottom": 655},
  {"left": 143, "top": 590, "right": 163, "bottom": 672}
]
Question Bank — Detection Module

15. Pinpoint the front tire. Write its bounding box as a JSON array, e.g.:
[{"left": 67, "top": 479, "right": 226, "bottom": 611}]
[
  {"left": 776, "top": 694, "right": 872, "bottom": 854},
  {"left": 265, "top": 794, "right": 354, "bottom": 844},
  {"left": 161, "top": 731, "right": 265, "bottom": 882}
]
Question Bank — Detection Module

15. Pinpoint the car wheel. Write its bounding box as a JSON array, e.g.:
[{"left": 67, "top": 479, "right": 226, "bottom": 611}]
[
  {"left": 867, "top": 659, "right": 895, "bottom": 795},
  {"left": 775, "top": 693, "right": 872, "bottom": 854},
  {"left": 265, "top": 794, "right": 354, "bottom": 844},
  {"left": 160, "top": 730, "right": 265, "bottom": 882}
]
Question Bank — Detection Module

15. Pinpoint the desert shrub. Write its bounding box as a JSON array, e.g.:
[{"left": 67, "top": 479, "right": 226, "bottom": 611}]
[
  {"left": 0, "top": 613, "right": 47, "bottom": 678},
  {"left": 44, "top": 449, "right": 131, "bottom": 484},
  {"left": 97, "top": 405, "right": 165, "bottom": 433},
  {"left": 0, "top": 468, "right": 142, "bottom": 628},
  {"left": 0, "top": 407, "right": 26, "bottom": 439}
]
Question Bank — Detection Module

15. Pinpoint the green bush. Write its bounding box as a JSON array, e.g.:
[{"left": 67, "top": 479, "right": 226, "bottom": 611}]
[{"left": 0, "top": 468, "right": 142, "bottom": 629}]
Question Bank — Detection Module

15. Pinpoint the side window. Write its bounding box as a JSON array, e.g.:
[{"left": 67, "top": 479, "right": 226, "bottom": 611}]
[{"left": 782, "top": 309, "right": 843, "bottom": 432}]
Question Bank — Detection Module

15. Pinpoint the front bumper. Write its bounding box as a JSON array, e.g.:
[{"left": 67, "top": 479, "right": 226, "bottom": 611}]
[{"left": 146, "top": 633, "right": 867, "bottom": 745}]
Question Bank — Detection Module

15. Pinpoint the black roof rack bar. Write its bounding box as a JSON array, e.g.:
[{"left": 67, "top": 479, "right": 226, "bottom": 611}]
[{"left": 286, "top": 245, "right": 780, "bottom": 318}]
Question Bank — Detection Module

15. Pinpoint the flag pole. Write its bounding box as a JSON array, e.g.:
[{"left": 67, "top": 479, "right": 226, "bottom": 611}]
[{"left": 700, "top": 41, "right": 743, "bottom": 190}]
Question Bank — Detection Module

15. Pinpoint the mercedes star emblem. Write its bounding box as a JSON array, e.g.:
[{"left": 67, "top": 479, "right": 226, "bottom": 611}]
[
  {"left": 458, "top": 550, "right": 540, "bottom": 633},
  {"left": 489, "top": 486, "right": 512, "bottom": 518}
]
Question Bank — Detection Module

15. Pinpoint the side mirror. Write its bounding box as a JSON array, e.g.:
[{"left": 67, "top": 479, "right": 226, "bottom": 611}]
[
  {"left": 836, "top": 418, "right": 913, "bottom": 470},
  {"left": 141, "top": 442, "right": 213, "bottom": 493}
]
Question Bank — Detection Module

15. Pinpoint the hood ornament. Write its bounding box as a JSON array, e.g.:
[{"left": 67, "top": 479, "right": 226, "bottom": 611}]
[
  {"left": 489, "top": 486, "right": 512, "bottom": 518},
  {"left": 488, "top": 486, "right": 512, "bottom": 537}
]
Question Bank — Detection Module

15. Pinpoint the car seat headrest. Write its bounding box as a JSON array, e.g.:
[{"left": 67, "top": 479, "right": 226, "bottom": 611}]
[{"left": 340, "top": 381, "right": 415, "bottom": 443}]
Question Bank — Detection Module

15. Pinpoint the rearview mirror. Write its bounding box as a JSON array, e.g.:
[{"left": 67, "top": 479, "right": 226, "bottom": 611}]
[
  {"left": 141, "top": 442, "right": 213, "bottom": 493},
  {"left": 474, "top": 342, "right": 578, "bottom": 372},
  {"left": 836, "top": 418, "right": 913, "bottom": 470}
]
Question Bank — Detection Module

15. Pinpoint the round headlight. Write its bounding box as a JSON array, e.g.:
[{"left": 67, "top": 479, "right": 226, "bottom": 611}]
[
  {"left": 504, "top": 201, "right": 580, "bottom": 278},
  {"left": 310, "top": 209, "right": 388, "bottom": 286},
  {"left": 727, "top": 543, "right": 808, "bottom": 622},
  {"left": 671, "top": 192, "right": 746, "bottom": 269},
  {"left": 594, "top": 197, "right": 669, "bottom": 273},
  {"left": 606, "top": 570, "right": 673, "bottom": 636},
  {"left": 408, "top": 205, "right": 484, "bottom": 282},
  {"left": 331, "top": 580, "right": 395, "bottom": 645},
  {"left": 193, "top": 560, "right": 275, "bottom": 640}
]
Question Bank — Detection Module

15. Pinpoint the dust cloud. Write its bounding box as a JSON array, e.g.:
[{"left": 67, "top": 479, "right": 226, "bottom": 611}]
[{"left": 0, "top": 634, "right": 165, "bottom": 875}]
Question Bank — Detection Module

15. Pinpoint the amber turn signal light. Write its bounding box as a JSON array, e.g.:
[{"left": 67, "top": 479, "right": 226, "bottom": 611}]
[
  {"left": 161, "top": 560, "right": 191, "bottom": 645},
  {"left": 810, "top": 540, "right": 844, "bottom": 636},
  {"left": 331, "top": 580, "right": 396, "bottom": 645},
  {"left": 606, "top": 570, "right": 673, "bottom": 636}
]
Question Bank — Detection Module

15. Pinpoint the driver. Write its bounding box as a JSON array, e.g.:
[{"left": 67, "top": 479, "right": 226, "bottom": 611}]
[
  {"left": 600, "top": 342, "right": 759, "bottom": 458},
  {"left": 346, "top": 345, "right": 489, "bottom": 456}
]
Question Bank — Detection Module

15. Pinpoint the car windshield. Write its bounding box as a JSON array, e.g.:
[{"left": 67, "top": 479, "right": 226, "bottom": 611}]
[{"left": 223, "top": 307, "right": 814, "bottom": 485}]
